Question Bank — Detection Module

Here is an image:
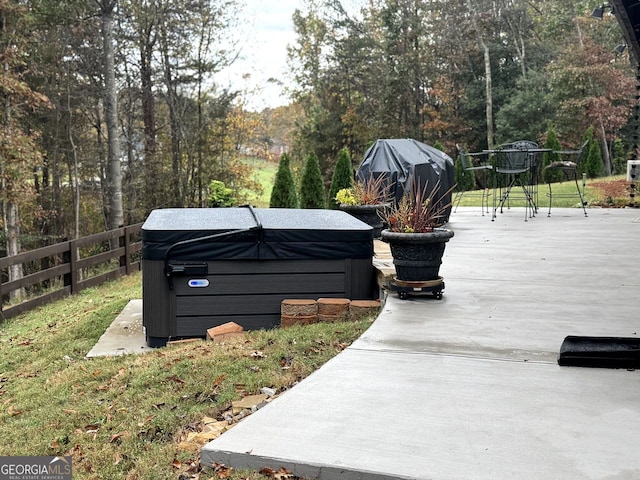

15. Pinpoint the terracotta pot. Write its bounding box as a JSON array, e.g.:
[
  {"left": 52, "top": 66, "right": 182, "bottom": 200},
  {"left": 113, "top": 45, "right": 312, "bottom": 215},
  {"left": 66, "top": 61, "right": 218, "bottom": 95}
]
[{"left": 380, "top": 228, "right": 454, "bottom": 282}]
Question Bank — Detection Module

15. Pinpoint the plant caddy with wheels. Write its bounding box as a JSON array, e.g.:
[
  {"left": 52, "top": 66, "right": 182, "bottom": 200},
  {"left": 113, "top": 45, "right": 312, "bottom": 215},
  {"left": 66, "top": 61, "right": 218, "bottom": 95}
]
[{"left": 380, "top": 179, "right": 455, "bottom": 300}]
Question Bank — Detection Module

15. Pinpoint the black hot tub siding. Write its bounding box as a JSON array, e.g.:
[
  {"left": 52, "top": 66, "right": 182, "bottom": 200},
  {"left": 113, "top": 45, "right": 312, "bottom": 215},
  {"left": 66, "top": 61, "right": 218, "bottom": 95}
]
[{"left": 141, "top": 207, "right": 375, "bottom": 346}]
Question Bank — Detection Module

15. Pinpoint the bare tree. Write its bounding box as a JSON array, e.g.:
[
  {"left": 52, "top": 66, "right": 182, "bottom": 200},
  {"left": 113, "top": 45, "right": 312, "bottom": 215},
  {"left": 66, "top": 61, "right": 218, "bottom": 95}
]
[
  {"left": 466, "top": 0, "right": 495, "bottom": 148},
  {"left": 97, "top": 0, "right": 124, "bottom": 229}
]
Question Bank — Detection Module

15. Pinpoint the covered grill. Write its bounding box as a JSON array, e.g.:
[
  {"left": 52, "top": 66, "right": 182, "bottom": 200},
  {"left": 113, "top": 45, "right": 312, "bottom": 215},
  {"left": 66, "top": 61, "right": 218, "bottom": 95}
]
[
  {"left": 356, "top": 138, "right": 456, "bottom": 222},
  {"left": 141, "top": 206, "right": 375, "bottom": 347}
]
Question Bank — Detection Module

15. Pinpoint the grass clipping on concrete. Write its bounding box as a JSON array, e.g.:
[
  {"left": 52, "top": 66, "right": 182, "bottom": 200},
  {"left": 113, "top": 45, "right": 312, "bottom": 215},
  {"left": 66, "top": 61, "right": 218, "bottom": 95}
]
[{"left": 0, "top": 271, "right": 376, "bottom": 479}]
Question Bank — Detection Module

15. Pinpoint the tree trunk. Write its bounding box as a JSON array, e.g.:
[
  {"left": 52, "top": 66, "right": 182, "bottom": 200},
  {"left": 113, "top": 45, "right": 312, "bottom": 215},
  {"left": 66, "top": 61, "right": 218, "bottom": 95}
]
[
  {"left": 3, "top": 200, "right": 23, "bottom": 300},
  {"left": 140, "top": 35, "right": 158, "bottom": 212},
  {"left": 598, "top": 118, "right": 612, "bottom": 176},
  {"left": 467, "top": 0, "right": 494, "bottom": 148},
  {"left": 159, "top": 23, "right": 182, "bottom": 207},
  {"left": 100, "top": 1, "right": 124, "bottom": 230},
  {"left": 483, "top": 43, "right": 494, "bottom": 148},
  {"left": 0, "top": 7, "right": 23, "bottom": 298}
]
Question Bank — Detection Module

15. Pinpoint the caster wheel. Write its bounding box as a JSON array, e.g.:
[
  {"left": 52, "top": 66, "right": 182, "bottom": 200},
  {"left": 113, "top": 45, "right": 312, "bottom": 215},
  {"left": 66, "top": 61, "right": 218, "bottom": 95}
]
[
  {"left": 398, "top": 291, "right": 408, "bottom": 300},
  {"left": 434, "top": 292, "right": 443, "bottom": 300}
]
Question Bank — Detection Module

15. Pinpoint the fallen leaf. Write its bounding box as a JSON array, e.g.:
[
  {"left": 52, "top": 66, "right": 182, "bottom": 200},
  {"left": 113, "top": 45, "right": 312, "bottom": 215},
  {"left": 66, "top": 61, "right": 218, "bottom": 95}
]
[
  {"left": 279, "top": 355, "right": 293, "bottom": 368},
  {"left": 109, "top": 431, "right": 130, "bottom": 443},
  {"left": 7, "top": 405, "right": 22, "bottom": 416},
  {"left": 191, "top": 431, "right": 220, "bottom": 443},
  {"left": 212, "top": 462, "right": 232, "bottom": 479},
  {"left": 177, "top": 441, "right": 199, "bottom": 454},
  {"left": 172, "top": 458, "right": 181, "bottom": 469},
  {"left": 212, "top": 374, "right": 226, "bottom": 387},
  {"left": 114, "top": 453, "right": 121, "bottom": 465},
  {"left": 199, "top": 416, "right": 214, "bottom": 426},
  {"left": 62, "top": 409, "right": 77, "bottom": 414},
  {"left": 166, "top": 375, "right": 185, "bottom": 384},
  {"left": 276, "top": 467, "right": 294, "bottom": 479},
  {"left": 259, "top": 466, "right": 294, "bottom": 479},
  {"left": 84, "top": 424, "right": 100, "bottom": 434}
]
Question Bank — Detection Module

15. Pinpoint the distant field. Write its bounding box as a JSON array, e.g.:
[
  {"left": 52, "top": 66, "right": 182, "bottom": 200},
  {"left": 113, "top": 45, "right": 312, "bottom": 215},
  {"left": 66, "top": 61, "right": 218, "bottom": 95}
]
[{"left": 241, "top": 156, "right": 278, "bottom": 207}]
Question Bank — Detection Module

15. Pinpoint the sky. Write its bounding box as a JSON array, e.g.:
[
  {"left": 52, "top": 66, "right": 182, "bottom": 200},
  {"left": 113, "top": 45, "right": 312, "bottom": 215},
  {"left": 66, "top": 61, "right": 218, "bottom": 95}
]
[
  {"left": 215, "top": 0, "right": 365, "bottom": 111},
  {"left": 215, "top": 0, "right": 303, "bottom": 111}
]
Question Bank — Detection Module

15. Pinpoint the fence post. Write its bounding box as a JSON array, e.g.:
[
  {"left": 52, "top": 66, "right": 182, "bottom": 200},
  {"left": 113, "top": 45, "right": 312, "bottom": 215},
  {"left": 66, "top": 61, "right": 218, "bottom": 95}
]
[
  {"left": 124, "top": 226, "right": 132, "bottom": 274},
  {"left": 63, "top": 241, "right": 71, "bottom": 293},
  {"left": 69, "top": 239, "right": 79, "bottom": 294}
]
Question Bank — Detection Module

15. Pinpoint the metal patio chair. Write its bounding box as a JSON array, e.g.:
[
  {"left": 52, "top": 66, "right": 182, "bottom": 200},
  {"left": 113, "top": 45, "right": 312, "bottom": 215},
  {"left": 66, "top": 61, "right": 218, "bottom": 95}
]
[
  {"left": 544, "top": 140, "right": 589, "bottom": 217},
  {"left": 453, "top": 144, "right": 493, "bottom": 215},
  {"left": 492, "top": 140, "right": 539, "bottom": 221}
]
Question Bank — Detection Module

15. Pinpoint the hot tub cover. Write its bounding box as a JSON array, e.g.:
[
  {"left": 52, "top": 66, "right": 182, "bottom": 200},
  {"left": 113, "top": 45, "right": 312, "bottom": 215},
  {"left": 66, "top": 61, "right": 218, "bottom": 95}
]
[
  {"left": 356, "top": 138, "right": 455, "bottom": 221},
  {"left": 142, "top": 207, "right": 373, "bottom": 261}
]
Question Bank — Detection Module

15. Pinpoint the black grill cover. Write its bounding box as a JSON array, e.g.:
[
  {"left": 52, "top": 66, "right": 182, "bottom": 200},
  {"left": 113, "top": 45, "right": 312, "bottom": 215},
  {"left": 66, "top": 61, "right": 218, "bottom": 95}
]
[
  {"left": 142, "top": 207, "right": 373, "bottom": 261},
  {"left": 356, "top": 139, "right": 455, "bottom": 221}
]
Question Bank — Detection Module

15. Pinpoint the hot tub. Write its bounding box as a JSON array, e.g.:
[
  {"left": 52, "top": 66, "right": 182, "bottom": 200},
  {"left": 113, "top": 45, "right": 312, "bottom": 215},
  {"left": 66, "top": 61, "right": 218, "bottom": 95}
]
[{"left": 141, "top": 206, "right": 375, "bottom": 347}]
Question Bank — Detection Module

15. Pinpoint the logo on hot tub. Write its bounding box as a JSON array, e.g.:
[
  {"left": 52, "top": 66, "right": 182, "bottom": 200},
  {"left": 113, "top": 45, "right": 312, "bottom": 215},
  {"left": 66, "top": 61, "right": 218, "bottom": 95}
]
[{"left": 188, "top": 279, "right": 209, "bottom": 288}]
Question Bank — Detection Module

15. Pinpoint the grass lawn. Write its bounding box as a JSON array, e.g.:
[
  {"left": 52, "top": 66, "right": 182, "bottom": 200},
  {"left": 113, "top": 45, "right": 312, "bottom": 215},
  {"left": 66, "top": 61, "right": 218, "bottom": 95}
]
[
  {"left": 0, "top": 272, "right": 374, "bottom": 479},
  {"left": 241, "top": 157, "right": 278, "bottom": 208},
  {"left": 453, "top": 175, "right": 635, "bottom": 209}
]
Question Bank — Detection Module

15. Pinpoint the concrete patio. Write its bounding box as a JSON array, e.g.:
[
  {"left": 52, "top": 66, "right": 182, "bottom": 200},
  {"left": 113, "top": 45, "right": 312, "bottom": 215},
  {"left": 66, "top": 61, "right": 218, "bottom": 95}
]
[{"left": 201, "top": 207, "right": 640, "bottom": 480}]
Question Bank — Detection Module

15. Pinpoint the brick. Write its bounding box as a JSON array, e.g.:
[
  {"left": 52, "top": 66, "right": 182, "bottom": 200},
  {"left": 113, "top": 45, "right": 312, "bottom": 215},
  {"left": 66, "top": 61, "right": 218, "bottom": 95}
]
[
  {"left": 317, "top": 298, "right": 351, "bottom": 316},
  {"left": 207, "top": 322, "right": 245, "bottom": 342},
  {"left": 281, "top": 299, "right": 318, "bottom": 316},
  {"left": 318, "top": 313, "right": 340, "bottom": 323},
  {"left": 208, "top": 331, "right": 245, "bottom": 343},
  {"left": 280, "top": 314, "right": 317, "bottom": 327},
  {"left": 349, "top": 299, "right": 381, "bottom": 321}
]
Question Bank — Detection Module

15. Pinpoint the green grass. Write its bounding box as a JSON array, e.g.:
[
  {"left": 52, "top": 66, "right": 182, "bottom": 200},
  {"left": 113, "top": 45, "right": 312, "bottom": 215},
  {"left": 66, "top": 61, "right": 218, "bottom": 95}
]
[
  {"left": 0, "top": 272, "right": 375, "bottom": 479},
  {"left": 453, "top": 176, "right": 633, "bottom": 209},
  {"left": 241, "top": 157, "right": 278, "bottom": 207}
]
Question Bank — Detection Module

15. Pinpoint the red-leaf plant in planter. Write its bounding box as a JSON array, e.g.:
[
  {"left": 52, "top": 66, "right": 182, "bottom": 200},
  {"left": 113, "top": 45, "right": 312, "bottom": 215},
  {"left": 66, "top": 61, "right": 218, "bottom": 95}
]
[{"left": 380, "top": 179, "right": 456, "bottom": 282}]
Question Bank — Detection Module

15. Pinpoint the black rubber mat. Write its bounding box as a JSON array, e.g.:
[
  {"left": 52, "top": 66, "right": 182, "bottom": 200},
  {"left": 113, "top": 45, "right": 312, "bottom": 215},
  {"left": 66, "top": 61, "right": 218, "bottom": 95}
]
[{"left": 558, "top": 336, "right": 640, "bottom": 369}]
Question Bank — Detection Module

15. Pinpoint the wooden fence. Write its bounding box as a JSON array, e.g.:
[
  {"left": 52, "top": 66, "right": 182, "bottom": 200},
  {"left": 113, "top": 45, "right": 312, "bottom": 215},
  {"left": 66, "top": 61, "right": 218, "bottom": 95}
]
[{"left": 0, "top": 223, "right": 143, "bottom": 321}]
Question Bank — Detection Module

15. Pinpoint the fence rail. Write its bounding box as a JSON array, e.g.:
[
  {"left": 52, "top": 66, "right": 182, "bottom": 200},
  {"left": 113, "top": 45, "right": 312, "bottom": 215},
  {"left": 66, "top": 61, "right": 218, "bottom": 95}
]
[{"left": 0, "top": 223, "right": 143, "bottom": 321}]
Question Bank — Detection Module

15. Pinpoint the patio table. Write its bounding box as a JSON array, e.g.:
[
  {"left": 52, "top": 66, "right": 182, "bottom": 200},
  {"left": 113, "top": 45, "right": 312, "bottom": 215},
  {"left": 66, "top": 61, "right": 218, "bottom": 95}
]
[{"left": 482, "top": 147, "right": 552, "bottom": 221}]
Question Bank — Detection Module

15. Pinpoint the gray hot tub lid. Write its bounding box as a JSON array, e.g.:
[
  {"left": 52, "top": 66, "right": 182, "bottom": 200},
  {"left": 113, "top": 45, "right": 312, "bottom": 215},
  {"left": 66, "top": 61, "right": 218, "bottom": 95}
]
[{"left": 141, "top": 207, "right": 374, "bottom": 261}]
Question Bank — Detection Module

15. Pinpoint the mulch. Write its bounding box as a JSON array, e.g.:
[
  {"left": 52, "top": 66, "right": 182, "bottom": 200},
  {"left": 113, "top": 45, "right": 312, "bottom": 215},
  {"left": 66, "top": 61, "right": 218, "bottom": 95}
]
[{"left": 589, "top": 178, "right": 636, "bottom": 206}]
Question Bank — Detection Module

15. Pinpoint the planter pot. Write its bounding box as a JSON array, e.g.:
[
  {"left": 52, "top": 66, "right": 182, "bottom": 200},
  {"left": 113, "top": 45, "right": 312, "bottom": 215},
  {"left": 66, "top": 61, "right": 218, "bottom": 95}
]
[
  {"left": 339, "top": 203, "right": 390, "bottom": 238},
  {"left": 380, "top": 228, "right": 454, "bottom": 282}
]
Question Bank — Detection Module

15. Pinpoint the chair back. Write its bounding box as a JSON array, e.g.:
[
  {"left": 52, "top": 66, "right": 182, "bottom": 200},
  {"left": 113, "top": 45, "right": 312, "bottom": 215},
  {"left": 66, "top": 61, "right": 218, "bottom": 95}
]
[
  {"left": 495, "top": 141, "right": 538, "bottom": 171},
  {"left": 456, "top": 144, "right": 473, "bottom": 169},
  {"left": 574, "top": 140, "right": 589, "bottom": 167}
]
